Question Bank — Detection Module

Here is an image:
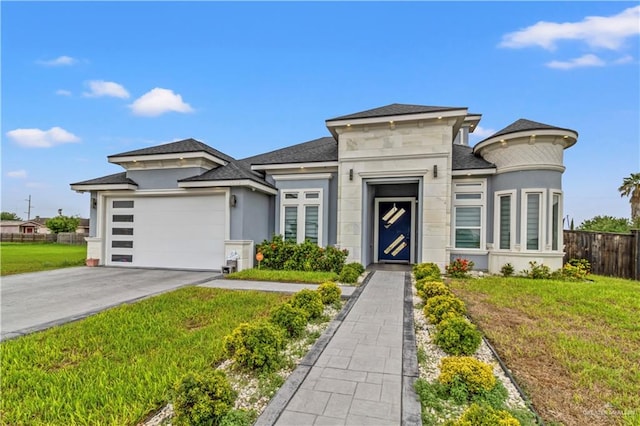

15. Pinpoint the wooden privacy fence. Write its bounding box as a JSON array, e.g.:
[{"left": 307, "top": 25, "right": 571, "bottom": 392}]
[
  {"left": 0, "top": 233, "right": 86, "bottom": 245},
  {"left": 563, "top": 230, "right": 640, "bottom": 280}
]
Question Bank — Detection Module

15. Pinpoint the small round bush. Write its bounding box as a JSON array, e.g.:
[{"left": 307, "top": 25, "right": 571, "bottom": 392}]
[
  {"left": 339, "top": 263, "right": 363, "bottom": 284},
  {"left": 417, "top": 280, "right": 452, "bottom": 301},
  {"left": 345, "top": 262, "right": 365, "bottom": 275},
  {"left": 290, "top": 289, "right": 324, "bottom": 319},
  {"left": 447, "top": 403, "right": 520, "bottom": 426},
  {"left": 413, "top": 262, "right": 442, "bottom": 281},
  {"left": 219, "top": 409, "right": 254, "bottom": 426},
  {"left": 223, "top": 321, "right": 285, "bottom": 371},
  {"left": 318, "top": 281, "right": 342, "bottom": 305},
  {"left": 172, "top": 370, "right": 236, "bottom": 426},
  {"left": 269, "top": 303, "right": 309, "bottom": 338},
  {"left": 438, "top": 356, "right": 497, "bottom": 397},
  {"left": 424, "top": 295, "right": 466, "bottom": 324},
  {"left": 434, "top": 316, "right": 482, "bottom": 355}
]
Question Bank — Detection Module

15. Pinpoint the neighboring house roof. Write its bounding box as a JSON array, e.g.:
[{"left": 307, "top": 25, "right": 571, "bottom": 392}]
[
  {"left": 242, "top": 137, "right": 338, "bottom": 166},
  {"left": 452, "top": 144, "right": 495, "bottom": 170},
  {"left": 108, "top": 138, "right": 236, "bottom": 163},
  {"left": 485, "top": 119, "right": 578, "bottom": 140},
  {"left": 327, "top": 103, "right": 466, "bottom": 121},
  {"left": 0, "top": 220, "right": 23, "bottom": 226},
  {"left": 70, "top": 172, "right": 138, "bottom": 186}
]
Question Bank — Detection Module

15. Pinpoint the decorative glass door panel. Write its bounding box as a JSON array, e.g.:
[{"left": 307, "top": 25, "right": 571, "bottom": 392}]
[{"left": 378, "top": 201, "right": 412, "bottom": 262}]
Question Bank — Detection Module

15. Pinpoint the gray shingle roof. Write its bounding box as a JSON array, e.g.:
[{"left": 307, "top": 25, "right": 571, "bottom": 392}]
[
  {"left": 108, "top": 138, "right": 235, "bottom": 163},
  {"left": 452, "top": 144, "right": 495, "bottom": 170},
  {"left": 179, "top": 162, "right": 274, "bottom": 187},
  {"left": 241, "top": 137, "right": 337, "bottom": 165},
  {"left": 487, "top": 119, "right": 578, "bottom": 140},
  {"left": 71, "top": 172, "right": 137, "bottom": 186},
  {"left": 327, "top": 103, "right": 465, "bottom": 121}
]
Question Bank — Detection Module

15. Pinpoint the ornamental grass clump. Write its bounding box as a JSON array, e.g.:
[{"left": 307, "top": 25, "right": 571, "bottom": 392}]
[
  {"left": 317, "top": 281, "right": 342, "bottom": 305},
  {"left": 290, "top": 289, "right": 324, "bottom": 319},
  {"left": 434, "top": 316, "right": 482, "bottom": 356},
  {"left": 223, "top": 322, "right": 285, "bottom": 372},
  {"left": 424, "top": 294, "right": 467, "bottom": 324},
  {"left": 446, "top": 403, "right": 521, "bottom": 426},
  {"left": 269, "top": 303, "right": 309, "bottom": 339},
  {"left": 413, "top": 262, "right": 442, "bottom": 281},
  {"left": 172, "top": 370, "right": 236, "bottom": 426},
  {"left": 417, "top": 280, "right": 452, "bottom": 301}
]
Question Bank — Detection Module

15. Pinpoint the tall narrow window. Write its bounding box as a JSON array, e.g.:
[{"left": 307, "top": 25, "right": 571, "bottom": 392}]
[
  {"left": 452, "top": 180, "right": 485, "bottom": 250},
  {"left": 284, "top": 206, "right": 297, "bottom": 241},
  {"left": 552, "top": 194, "right": 560, "bottom": 251},
  {"left": 280, "top": 189, "right": 323, "bottom": 245},
  {"left": 499, "top": 195, "right": 511, "bottom": 250},
  {"left": 455, "top": 207, "right": 481, "bottom": 248},
  {"left": 526, "top": 194, "right": 540, "bottom": 250}
]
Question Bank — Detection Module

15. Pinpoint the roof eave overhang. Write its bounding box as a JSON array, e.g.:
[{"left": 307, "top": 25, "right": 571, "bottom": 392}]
[
  {"left": 70, "top": 183, "right": 138, "bottom": 193},
  {"left": 325, "top": 109, "right": 469, "bottom": 138},
  {"left": 251, "top": 161, "right": 339, "bottom": 172},
  {"left": 452, "top": 168, "right": 496, "bottom": 176},
  {"left": 474, "top": 129, "right": 578, "bottom": 154},
  {"left": 108, "top": 151, "right": 228, "bottom": 167},
  {"left": 178, "top": 179, "right": 277, "bottom": 195},
  {"left": 464, "top": 114, "right": 482, "bottom": 133}
]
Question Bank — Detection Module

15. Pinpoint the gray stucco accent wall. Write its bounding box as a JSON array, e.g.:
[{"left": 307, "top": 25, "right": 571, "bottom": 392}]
[
  {"left": 89, "top": 190, "right": 98, "bottom": 236},
  {"left": 126, "top": 168, "right": 208, "bottom": 189},
  {"left": 229, "top": 187, "right": 273, "bottom": 243},
  {"left": 273, "top": 174, "right": 337, "bottom": 246}
]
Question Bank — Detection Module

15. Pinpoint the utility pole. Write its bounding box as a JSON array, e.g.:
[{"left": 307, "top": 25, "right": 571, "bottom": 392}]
[{"left": 25, "top": 195, "right": 33, "bottom": 220}]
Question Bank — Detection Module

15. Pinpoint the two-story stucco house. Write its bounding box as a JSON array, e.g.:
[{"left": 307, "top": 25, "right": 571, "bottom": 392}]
[{"left": 71, "top": 103, "right": 577, "bottom": 273}]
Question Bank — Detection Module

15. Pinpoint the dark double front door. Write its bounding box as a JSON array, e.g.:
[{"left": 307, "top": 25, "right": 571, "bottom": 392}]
[{"left": 377, "top": 200, "right": 412, "bottom": 263}]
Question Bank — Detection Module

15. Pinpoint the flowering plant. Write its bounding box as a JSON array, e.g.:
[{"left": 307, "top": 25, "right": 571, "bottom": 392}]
[{"left": 445, "top": 258, "right": 474, "bottom": 278}]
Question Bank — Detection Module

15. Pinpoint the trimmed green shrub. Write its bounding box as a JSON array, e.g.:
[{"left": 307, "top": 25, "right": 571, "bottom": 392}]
[
  {"left": 255, "top": 235, "right": 348, "bottom": 273},
  {"left": 224, "top": 322, "right": 285, "bottom": 372},
  {"left": 438, "top": 356, "right": 498, "bottom": 404},
  {"left": 269, "top": 303, "right": 309, "bottom": 338},
  {"left": 172, "top": 370, "right": 236, "bottom": 426},
  {"left": 521, "top": 261, "right": 551, "bottom": 279},
  {"left": 318, "top": 281, "right": 342, "bottom": 305},
  {"left": 446, "top": 403, "right": 520, "bottom": 426},
  {"left": 338, "top": 263, "right": 363, "bottom": 284},
  {"left": 219, "top": 409, "right": 254, "bottom": 426},
  {"left": 500, "top": 263, "right": 515, "bottom": 277},
  {"left": 424, "top": 295, "right": 466, "bottom": 324},
  {"left": 417, "top": 280, "right": 452, "bottom": 301},
  {"left": 413, "top": 262, "right": 442, "bottom": 281},
  {"left": 434, "top": 316, "right": 482, "bottom": 355},
  {"left": 290, "top": 289, "right": 324, "bottom": 319}
]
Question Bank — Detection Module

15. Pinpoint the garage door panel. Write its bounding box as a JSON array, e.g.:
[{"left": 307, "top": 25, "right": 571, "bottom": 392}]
[{"left": 106, "top": 194, "right": 226, "bottom": 270}]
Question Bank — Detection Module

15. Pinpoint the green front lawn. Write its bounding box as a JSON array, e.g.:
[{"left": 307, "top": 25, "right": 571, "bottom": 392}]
[
  {"left": 0, "top": 242, "right": 86, "bottom": 276},
  {"left": 449, "top": 275, "right": 640, "bottom": 426},
  {"left": 226, "top": 268, "right": 339, "bottom": 284},
  {"left": 0, "top": 287, "right": 289, "bottom": 425}
]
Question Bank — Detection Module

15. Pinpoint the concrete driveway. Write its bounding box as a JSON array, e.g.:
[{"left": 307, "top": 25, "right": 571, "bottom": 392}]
[{"left": 1, "top": 267, "right": 218, "bottom": 341}]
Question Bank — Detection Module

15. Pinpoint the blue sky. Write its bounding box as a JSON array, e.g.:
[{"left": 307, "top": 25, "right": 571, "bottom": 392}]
[{"left": 2, "top": 2, "right": 639, "bottom": 225}]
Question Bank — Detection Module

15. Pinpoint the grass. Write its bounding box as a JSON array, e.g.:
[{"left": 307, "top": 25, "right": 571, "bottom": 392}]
[
  {"left": 0, "top": 287, "right": 289, "bottom": 425},
  {"left": 226, "top": 268, "right": 339, "bottom": 284},
  {"left": 1, "top": 242, "right": 86, "bottom": 276},
  {"left": 448, "top": 275, "right": 640, "bottom": 426}
]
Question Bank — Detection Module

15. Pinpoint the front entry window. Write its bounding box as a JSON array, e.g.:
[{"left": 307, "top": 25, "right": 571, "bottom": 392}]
[{"left": 280, "top": 189, "right": 323, "bottom": 245}]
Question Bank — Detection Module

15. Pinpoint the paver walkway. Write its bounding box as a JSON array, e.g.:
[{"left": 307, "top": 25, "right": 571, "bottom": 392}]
[{"left": 263, "top": 270, "right": 419, "bottom": 426}]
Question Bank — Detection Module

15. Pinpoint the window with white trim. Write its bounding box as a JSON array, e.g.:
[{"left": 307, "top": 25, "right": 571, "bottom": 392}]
[
  {"left": 521, "top": 189, "right": 546, "bottom": 251},
  {"left": 550, "top": 191, "right": 562, "bottom": 251},
  {"left": 452, "top": 181, "right": 486, "bottom": 250},
  {"left": 280, "top": 189, "right": 323, "bottom": 245},
  {"left": 494, "top": 190, "right": 516, "bottom": 250}
]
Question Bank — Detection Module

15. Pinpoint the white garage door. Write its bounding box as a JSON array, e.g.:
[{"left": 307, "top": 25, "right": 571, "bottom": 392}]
[{"left": 106, "top": 194, "right": 225, "bottom": 270}]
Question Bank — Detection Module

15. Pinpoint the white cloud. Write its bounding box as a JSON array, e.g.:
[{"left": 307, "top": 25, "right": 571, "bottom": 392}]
[
  {"left": 37, "top": 55, "right": 77, "bottom": 66},
  {"left": 546, "top": 54, "right": 606, "bottom": 70},
  {"left": 129, "top": 88, "right": 194, "bottom": 117},
  {"left": 614, "top": 55, "right": 634, "bottom": 65},
  {"left": 7, "top": 170, "right": 27, "bottom": 179},
  {"left": 470, "top": 125, "right": 496, "bottom": 139},
  {"left": 56, "top": 89, "right": 72, "bottom": 96},
  {"left": 500, "top": 6, "right": 640, "bottom": 51},
  {"left": 6, "top": 127, "right": 81, "bottom": 148},
  {"left": 83, "top": 80, "right": 130, "bottom": 99}
]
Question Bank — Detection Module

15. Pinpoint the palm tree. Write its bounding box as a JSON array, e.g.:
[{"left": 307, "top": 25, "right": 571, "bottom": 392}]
[{"left": 618, "top": 173, "right": 640, "bottom": 220}]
